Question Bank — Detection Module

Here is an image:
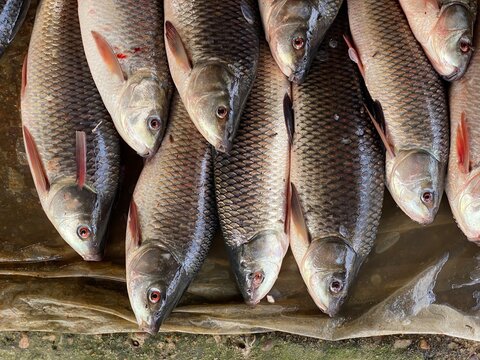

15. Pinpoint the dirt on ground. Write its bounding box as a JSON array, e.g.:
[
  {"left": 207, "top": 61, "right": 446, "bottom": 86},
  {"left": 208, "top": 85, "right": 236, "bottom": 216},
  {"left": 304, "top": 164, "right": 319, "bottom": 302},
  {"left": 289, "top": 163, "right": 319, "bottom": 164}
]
[{"left": 0, "top": 332, "right": 477, "bottom": 359}]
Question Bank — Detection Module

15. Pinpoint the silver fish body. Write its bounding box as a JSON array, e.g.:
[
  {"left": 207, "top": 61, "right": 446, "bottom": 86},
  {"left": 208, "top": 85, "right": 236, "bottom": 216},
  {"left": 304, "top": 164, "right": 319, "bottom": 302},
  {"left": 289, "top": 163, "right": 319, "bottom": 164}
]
[
  {"left": 21, "top": 0, "right": 120, "bottom": 260},
  {"left": 79, "top": 0, "right": 174, "bottom": 157},
  {"left": 126, "top": 94, "right": 217, "bottom": 334},
  {"left": 215, "top": 40, "right": 290, "bottom": 305}
]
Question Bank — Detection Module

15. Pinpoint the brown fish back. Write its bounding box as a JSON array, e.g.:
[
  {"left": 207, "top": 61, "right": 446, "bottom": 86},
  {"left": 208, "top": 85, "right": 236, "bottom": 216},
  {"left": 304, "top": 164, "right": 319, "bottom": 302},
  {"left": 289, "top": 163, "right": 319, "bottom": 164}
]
[
  {"left": 291, "top": 12, "right": 384, "bottom": 258},
  {"left": 348, "top": 0, "right": 449, "bottom": 163},
  {"left": 215, "top": 40, "right": 290, "bottom": 249},
  {"left": 21, "top": 0, "right": 119, "bottom": 198}
]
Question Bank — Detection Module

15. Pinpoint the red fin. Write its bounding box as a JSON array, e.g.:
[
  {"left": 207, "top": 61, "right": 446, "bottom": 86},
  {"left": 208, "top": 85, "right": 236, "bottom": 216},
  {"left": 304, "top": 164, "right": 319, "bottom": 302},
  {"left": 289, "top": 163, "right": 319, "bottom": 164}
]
[
  {"left": 128, "top": 200, "right": 142, "bottom": 248},
  {"left": 165, "top": 21, "right": 192, "bottom": 73},
  {"left": 343, "top": 34, "right": 365, "bottom": 80},
  {"left": 23, "top": 126, "right": 50, "bottom": 194},
  {"left": 289, "top": 184, "right": 310, "bottom": 246},
  {"left": 76, "top": 131, "right": 87, "bottom": 189},
  {"left": 363, "top": 104, "right": 395, "bottom": 158},
  {"left": 91, "top": 31, "right": 125, "bottom": 81},
  {"left": 457, "top": 112, "right": 470, "bottom": 174},
  {"left": 21, "top": 52, "right": 28, "bottom": 98}
]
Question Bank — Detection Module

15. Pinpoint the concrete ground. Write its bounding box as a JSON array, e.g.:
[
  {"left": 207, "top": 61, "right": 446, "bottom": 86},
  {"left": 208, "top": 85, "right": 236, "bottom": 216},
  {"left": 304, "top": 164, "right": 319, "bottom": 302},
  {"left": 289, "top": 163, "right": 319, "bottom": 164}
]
[{"left": 0, "top": 332, "right": 478, "bottom": 359}]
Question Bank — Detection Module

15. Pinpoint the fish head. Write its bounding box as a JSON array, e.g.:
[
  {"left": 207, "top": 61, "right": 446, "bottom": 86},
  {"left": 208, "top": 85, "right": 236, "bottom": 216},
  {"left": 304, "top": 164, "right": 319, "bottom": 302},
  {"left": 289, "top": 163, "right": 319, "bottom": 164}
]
[
  {"left": 47, "top": 184, "right": 107, "bottom": 261},
  {"left": 432, "top": 4, "right": 474, "bottom": 81},
  {"left": 127, "top": 245, "right": 184, "bottom": 334},
  {"left": 229, "top": 230, "right": 286, "bottom": 305},
  {"left": 387, "top": 150, "right": 443, "bottom": 225},
  {"left": 118, "top": 72, "right": 171, "bottom": 157},
  {"left": 186, "top": 63, "right": 241, "bottom": 152},
  {"left": 455, "top": 173, "right": 480, "bottom": 242},
  {"left": 301, "top": 237, "right": 357, "bottom": 317},
  {"left": 265, "top": 2, "right": 321, "bottom": 83}
]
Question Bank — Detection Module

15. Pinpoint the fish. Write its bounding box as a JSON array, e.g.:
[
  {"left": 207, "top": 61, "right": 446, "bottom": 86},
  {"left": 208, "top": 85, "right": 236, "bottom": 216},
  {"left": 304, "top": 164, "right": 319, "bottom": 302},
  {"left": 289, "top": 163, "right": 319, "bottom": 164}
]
[
  {"left": 259, "top": 0, "right": 343, "bottom": 83},
  {"left": 20, "top": 0, "right": 120, "bottom": 261},
  {"left": 289, "top": 9, "right": 385, "bottom": 317},
  {"left": 399, "top": 0, "right": 477, "bottom": 81},
  {"left": 164, "top": 0, "right": 259, "bottom": 152},
  {"left": 347, "top": 0, "right": 449, "bottom": 225},
  {"left": 0, "top": 0, "right": 29, "bottom": 57},
  {"left": 447, "top": 17, "right": 480, "bottom": 243},
  {"left": 215, "top": 40, "right": 290, "bottom": 305},
  {"left": 78, "top": 0, "right": 174, "bottom": 157},
  {"left": 126, "top": 94, "right": 217, "bottom": 334}
]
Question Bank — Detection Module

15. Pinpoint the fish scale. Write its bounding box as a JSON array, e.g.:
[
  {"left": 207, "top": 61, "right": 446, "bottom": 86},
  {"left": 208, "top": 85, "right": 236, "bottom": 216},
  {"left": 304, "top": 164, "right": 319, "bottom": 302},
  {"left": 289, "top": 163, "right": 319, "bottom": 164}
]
[
  {"left": 22, "top": 0, "right": 119, "bottom": 193},
  {"left": 0, "top": 0, "right": 28, "bottom": 56},
  {"left": 290, "top": 8, "right": 384, "bottom": 297},
  {"left": 348, "top": 0, "right": 448, "bottom": 161}
]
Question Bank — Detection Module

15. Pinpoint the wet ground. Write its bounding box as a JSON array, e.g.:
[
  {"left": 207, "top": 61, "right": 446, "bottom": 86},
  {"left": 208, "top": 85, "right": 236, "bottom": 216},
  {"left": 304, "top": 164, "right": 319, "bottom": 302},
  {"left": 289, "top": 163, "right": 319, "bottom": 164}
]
[{"left": 0, "top": 332, "right": 478, "bottom": 359}]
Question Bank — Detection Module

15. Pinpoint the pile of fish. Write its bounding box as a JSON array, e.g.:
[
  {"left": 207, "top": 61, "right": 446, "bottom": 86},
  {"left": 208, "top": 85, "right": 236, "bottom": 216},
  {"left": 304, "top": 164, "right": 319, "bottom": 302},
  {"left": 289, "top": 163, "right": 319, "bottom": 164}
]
[{"left": 1, "top": 0, "right": 479, "bottom": 333}]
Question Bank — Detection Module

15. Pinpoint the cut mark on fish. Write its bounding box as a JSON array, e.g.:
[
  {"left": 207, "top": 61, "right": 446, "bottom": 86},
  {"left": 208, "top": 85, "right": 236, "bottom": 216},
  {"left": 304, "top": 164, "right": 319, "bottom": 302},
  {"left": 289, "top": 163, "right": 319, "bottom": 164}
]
[
  {"left": 23, "top": 126, "right": 50, "bottom": 195},
  {"left": 76, "top": 131, "right": 87, "bottom": 190},
  {"left": 456, "top": 112, "right": 470, "bottom": 174},
  {"left": 91, "top": 31, "right": 126, "bottom": 81}
]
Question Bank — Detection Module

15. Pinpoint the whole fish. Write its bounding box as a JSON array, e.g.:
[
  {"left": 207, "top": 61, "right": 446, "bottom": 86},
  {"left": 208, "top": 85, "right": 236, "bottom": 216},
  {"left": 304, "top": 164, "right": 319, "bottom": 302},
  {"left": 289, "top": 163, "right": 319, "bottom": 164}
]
[
  {"left": 259, "top": 0, "right": 343, "bottom": 83},
  {"left": 290, "top": 9, "right": 384, "bottom": 316},
  {"left": 348, "top": 0, "right": 449, "bottom": 225},
  {"left": 0, "top": 0, "right": 29, "bottom": 57},
  {"left": 164, "top": 0, "right": 259, "bottom": 152},
  {"left": 399, "top": 0, "right": 477, "bottom": 81},
  {"left": 126, "top": 94, "right": 216, "bottom": 334},
  {"left": 78, "top": 0, "right": 174, "bottom": 157},
  {"left": 21, "top": 0, "right": 120, "bottom": 260},
  {"left": 215, "top": 40, "right": 290, "bottom": 305},
  {"left": 447, "top": 19, "right": 480, "bottom": 242}
]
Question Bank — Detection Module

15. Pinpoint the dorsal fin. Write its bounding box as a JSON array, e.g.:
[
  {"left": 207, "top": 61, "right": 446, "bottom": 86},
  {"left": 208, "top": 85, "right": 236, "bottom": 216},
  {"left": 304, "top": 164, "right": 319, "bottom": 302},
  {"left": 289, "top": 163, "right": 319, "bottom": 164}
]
[
  {"left": 283, "top": 93, "right": 295, "bottom": 146},
  {"left": 457, "top": 112, "right": 470, "bottom": 174},
  {"left": 165, "top": 21, "right": 192, "bottom": 73},
  {"left": 91, "top": 31, "right": 126, "bottom": 81},
  {"left": 128, "top": 200, "right": 142, "bottom": 248},
  {"left": 76, "top": 131, "right": 87, "bottom": 189},
  {"left": 23, "top": 126, "right": 50, "bottom": 195},
  {"left": 343, "top": 34, "right": 365, "bottom": 80}
]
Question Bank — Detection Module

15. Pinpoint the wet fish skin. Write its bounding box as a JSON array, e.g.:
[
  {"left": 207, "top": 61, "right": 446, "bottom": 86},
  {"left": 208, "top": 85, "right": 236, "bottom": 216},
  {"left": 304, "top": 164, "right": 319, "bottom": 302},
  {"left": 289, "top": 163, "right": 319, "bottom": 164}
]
[
  {"left": 447, "top": 17, "right": 480, "bottom": 243},
  {"left": 0, "top": 0, "right": 30, "bottom": 57},
  {"left": 290, "top": 9, "right": 385, "bottom": 316},
  {"left": 259, "top": 0, "right": 343, "bottom": 83},
  {"left": 78, "top": 0, "right": 174, "bottom": 157},
  {"left": 21, "top": 0, "right": 120, "bottom": 260},
  {"left": 126, "top": 94, "right": 216, "bottom": 334},
  {"left": 348, "top": 0, "right": 449, "bottom": 225},
  {"left": 399, "top": 0, "right": 477, "bottom": 81},
  {"left": 215, "top": 40, "right": 290, "bottom": 305},
  {"left": 164, "top": 0, "right": 259, "bottom": 152}
]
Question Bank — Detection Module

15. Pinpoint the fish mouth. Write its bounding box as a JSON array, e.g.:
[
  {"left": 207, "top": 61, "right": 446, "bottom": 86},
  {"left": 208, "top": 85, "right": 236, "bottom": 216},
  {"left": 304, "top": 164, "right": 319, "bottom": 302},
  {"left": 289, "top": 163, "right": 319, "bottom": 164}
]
[
  {"left": 215, "top": 140, "right": 233, "bottom": 154},
  {"left": 139, "top": 320, "right": 160, "bottom": 335},
  {"left": 288, "top": 69, "right": 307, "bottom": 84},
  {"left": 442, "top": 67, "right": 462, "bottom": 81},
  {"left": 82, "top": 253, "right": 103, "bottom": 262}
]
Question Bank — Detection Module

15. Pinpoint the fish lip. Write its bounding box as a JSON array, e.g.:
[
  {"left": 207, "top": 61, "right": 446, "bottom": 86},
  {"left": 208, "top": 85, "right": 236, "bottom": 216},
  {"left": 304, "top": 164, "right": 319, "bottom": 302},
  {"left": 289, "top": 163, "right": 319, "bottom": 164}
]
[
  {"left": 215, "top": 139, "right": 233, "bottom": 153},
  {"left": 442, "top": 67, "right": 462, "bottom": 81},
  {"left": 82, "top": 253, "right": 103, "bottom": 262},
  {"left": 139, "top": 321, "right": 160, "bottom": 335},
  {"left": 288, "top": 70, "right": 307, "bottom": 84}
]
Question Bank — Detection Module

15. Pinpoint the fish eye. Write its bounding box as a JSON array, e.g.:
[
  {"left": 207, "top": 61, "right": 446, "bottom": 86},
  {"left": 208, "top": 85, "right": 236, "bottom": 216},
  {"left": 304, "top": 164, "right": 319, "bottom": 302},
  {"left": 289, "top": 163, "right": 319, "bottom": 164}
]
[
  {"left": 329, "top": 279, "right": 344, "bottom": 294},
  {"left": 148, "top": 288, "right": 161, "bottom": 304},
  {"left": 460, "top": 39, "right": 472, "bottom": 54},
  {"left": 421, "top": 191, "right": 434, "bottom": 205},
  {"left": 216, "top": 106, "right": 228, "bottom": 120},
  {"left": 148, "top": 116, "right": 161, "bottom": 131},
  {"left": 249, "top": 271, "right": 264, "bottom": 287},
  {"left": 77, "top": 225, "right": 91, "bottom": 239},
  {"left": 292, "top": 36, "right": 305, "bottom": 50}
]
